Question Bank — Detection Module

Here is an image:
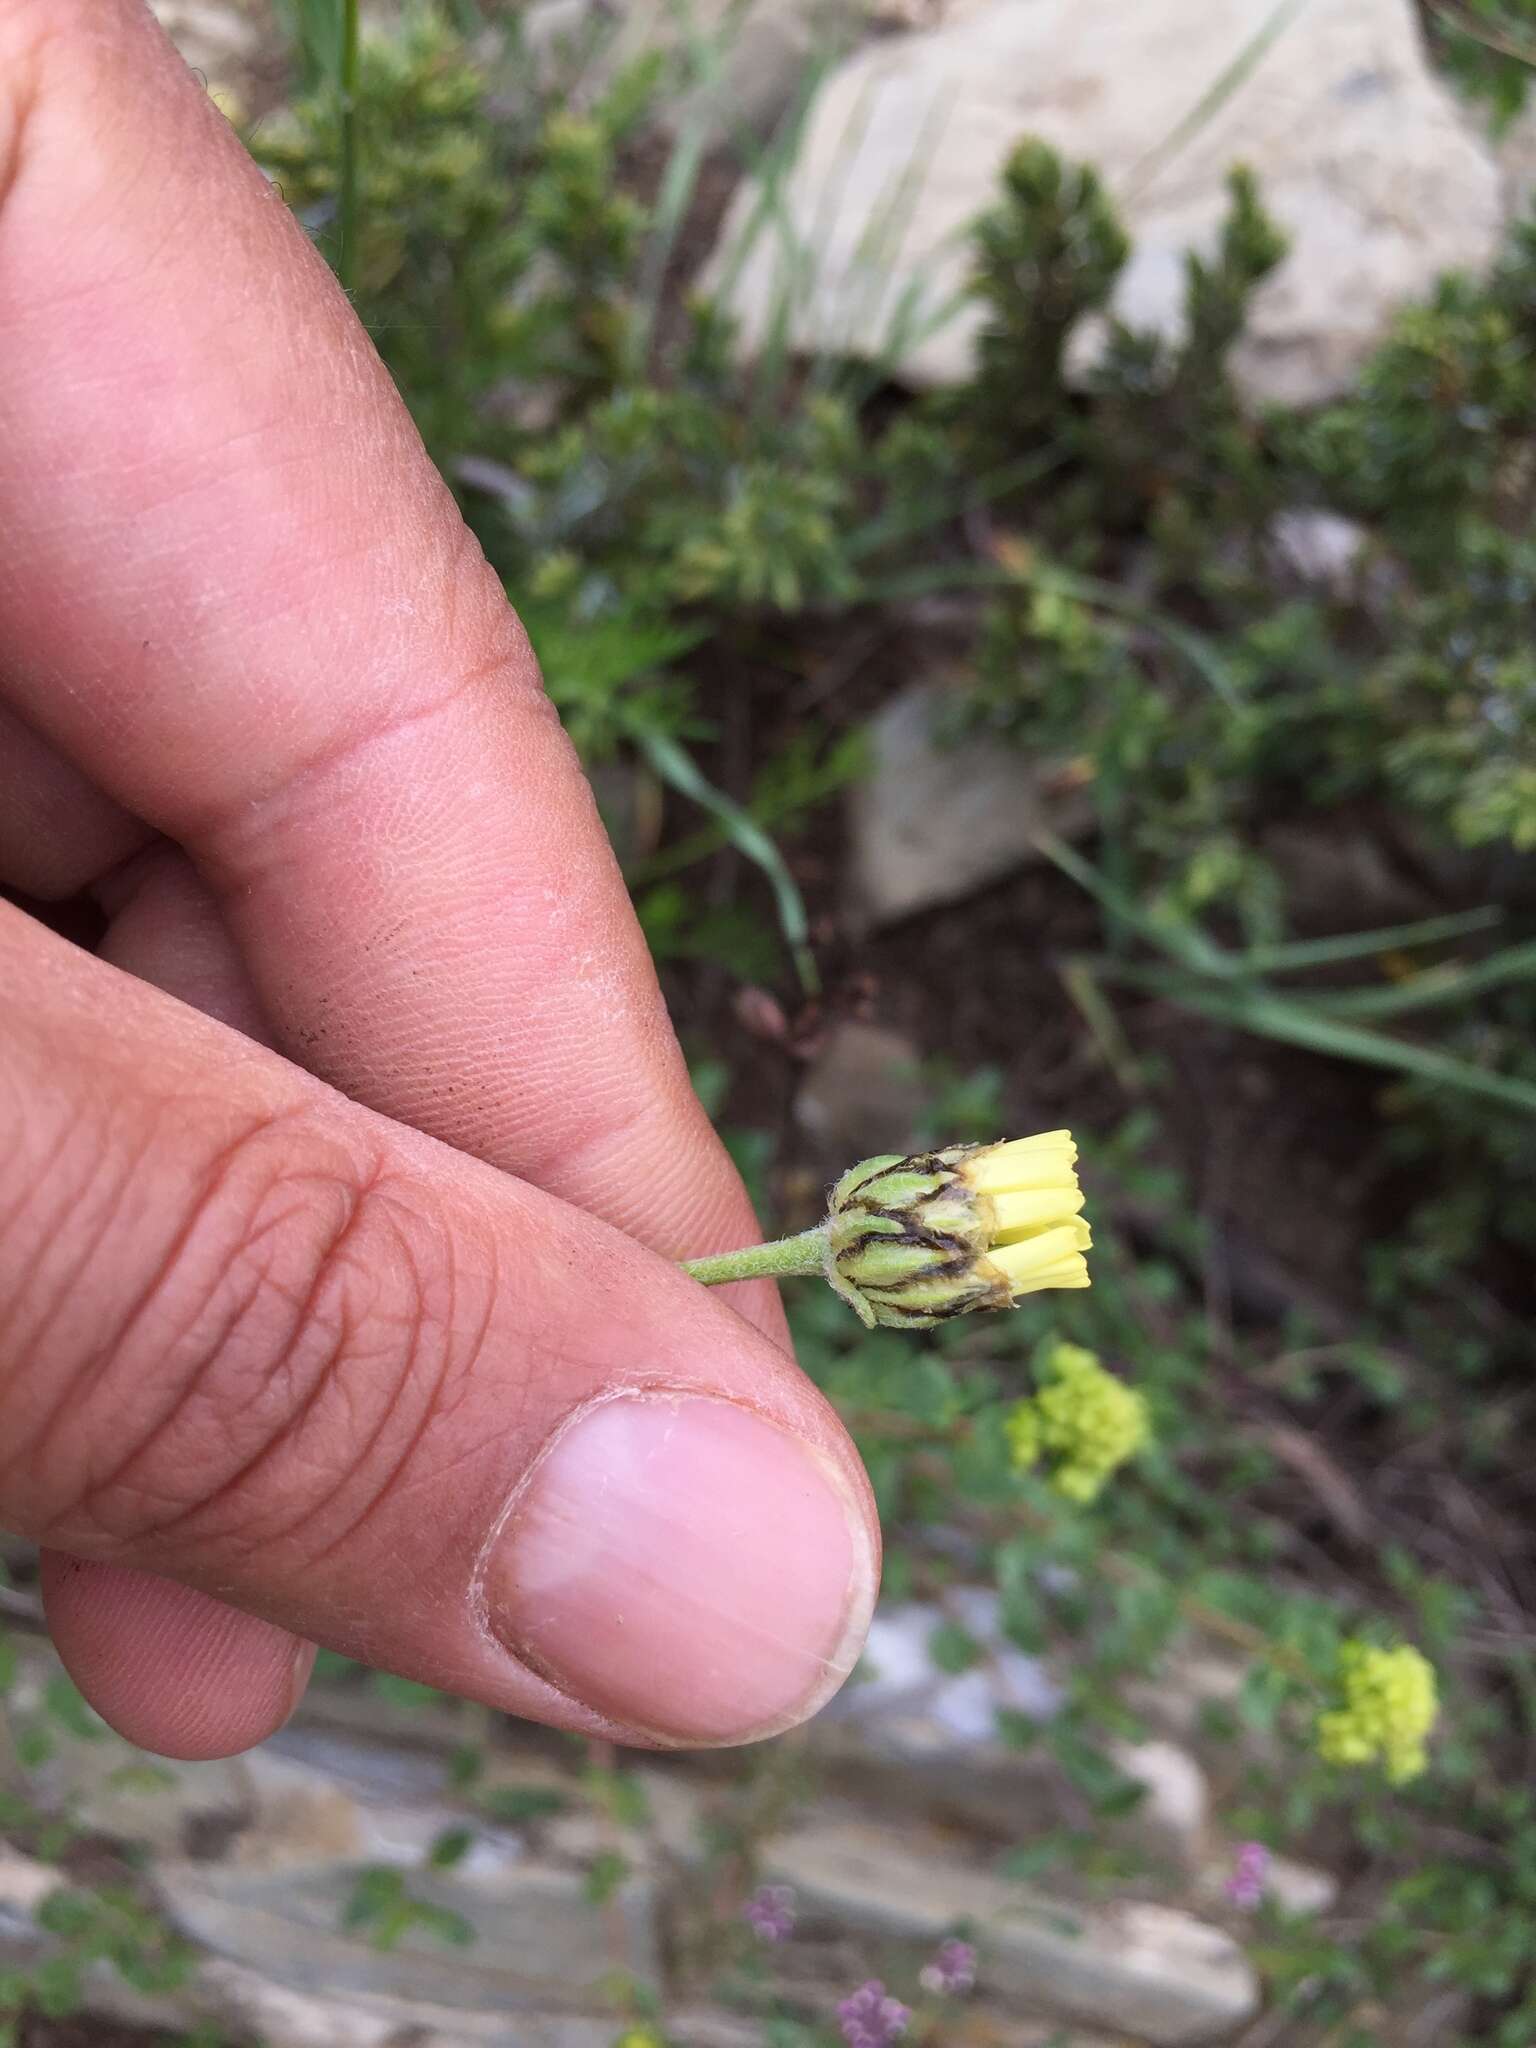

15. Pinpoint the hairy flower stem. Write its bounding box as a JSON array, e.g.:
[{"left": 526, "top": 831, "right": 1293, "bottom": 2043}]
[{"left": 681, "top": 1228, "right": 830, "bottom": 1287}]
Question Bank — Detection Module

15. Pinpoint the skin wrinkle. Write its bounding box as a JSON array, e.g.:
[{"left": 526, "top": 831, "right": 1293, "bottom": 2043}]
[
  {"left": 80, "top": 1166, "right": 425, "bottom": 1562},
  {"left": 0, "top": 704, "right": 151, "bottom": 897},
  {"left": 194, "top": 638, "right": 547, "bottom": 883},
  {"left": 68, "top": 1166, "right": 368, "bottom": 1535},
  {"left": 282, "top": 1191, "right": 460, "bottom": 1574},
  {"left": 20, "top": 1138, "right": 361, "bottom": 1547},
  {"left": 0, "top": 1088, "right": 170, "bottom": 1491},
  {"left": 120, "top": 1169, "right": 510, "bottom": 1580},
  {"left": 0, "top": 14, "right": 58, "bottom": 220}
]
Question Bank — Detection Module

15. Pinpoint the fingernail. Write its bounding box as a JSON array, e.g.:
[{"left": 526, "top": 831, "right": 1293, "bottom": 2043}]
[
  {"left": 484, "top": 1394, "right": 876, "bottom": 1744},
  {"left": 287, "top": 1638, "right": 316, "bottom": 1720}
]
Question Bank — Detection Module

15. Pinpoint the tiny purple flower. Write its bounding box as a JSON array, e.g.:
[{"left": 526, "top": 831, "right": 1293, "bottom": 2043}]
[
  {"left": 837, "top": 1979, "right": 911, "bottom": 2048},
  {"left": 919, "top": 1937, "right": 977, "bottom": 1997},
  {"left": 743, "top": 1884, "right": 796, "bottom": 1943},
  {"left": 1226, "top": 1841, "right": 1271, "bottom": 1910}
]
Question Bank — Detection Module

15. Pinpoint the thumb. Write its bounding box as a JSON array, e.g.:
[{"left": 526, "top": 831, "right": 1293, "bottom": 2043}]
[{"left": 0, "top": 904, "right": 879, "bottom": 1746}]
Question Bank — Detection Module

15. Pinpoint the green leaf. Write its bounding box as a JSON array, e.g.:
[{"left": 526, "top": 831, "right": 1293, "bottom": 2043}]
[
  {"left": 31, "top": 1955, "right": 82, "bottom": 2018},
  {"left": 1307, "top": 937, "right": 1536, "bottom": 1018},
  {"left": 44, "top": 1676, "right": 105, "bottom": 1741},
  {"left": 583, "top": 1850, "right": 629, "bottom": 1906},
  {"left": 343, "top": 1866, "right": 405, "bottom": 1931},
  {"left": 16, "top": 1721, "right": 55, "bottom": 1770},
  {"left": 411, "top": 1901, "right": 476, "bottom": 1947},
  {"left": 927, "top": 1621, "right": 983, "bottom": 1675},
  {"left": 997, "top": 1828, "right": 1080, "bottom": 1881},
  {"left": 367, "top": 1673, "right": 446, "bottom": 1710},
  {"left": 447, "top": 1744, "right": 484, "bottom": 1789},
  {"left": 1153, "top": 975, "right": 1536, "bottom": 1116},
  {"left": 638, "top": 733, "right": 819, "bottom": 995},
  {"left": 106, "top": 1763, "right": 179, "bottom": 1794},
  {"left": 1236, "top": 906, "right": 1505, "bottom": 973},
  {"left": 585, "top": 1769, "right": 649, "bottom": 1829},
  {"left": 478, "top": 1784, "right": 570, "bottom": 1825}
]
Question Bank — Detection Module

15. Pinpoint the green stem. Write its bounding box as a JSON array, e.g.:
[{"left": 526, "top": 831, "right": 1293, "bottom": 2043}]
[
  {"left": 337, "top": 0, "right": 360, "bottom": 295},
  {"left": 682, "top": 1227, "right": 830, "bottom": 1288}
]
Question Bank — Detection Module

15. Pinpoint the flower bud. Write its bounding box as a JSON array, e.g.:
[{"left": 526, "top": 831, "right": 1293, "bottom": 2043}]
[{"left": 823, "top": 1131, "right": 1090, "bottom": 1328}]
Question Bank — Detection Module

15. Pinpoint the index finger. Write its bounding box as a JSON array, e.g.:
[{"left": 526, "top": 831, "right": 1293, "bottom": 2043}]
[{"left": 0, "top": 0, "right": 779, "bottom": 1310}]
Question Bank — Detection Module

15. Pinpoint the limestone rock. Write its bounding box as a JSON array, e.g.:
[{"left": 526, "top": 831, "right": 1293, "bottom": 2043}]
[
  {"left": 705, "top": 0, "right": 1505, "bottom": 408},
  {"left": 1193, "top": 1849, "right": 1337, "bottom": 1918},
  {"left": 149, "top": 0, "right": 268, "bottom": 117},
  {"left": 1267, "top": 508, "right": 1370, "bottom": 592},
  {"left": 769, "top": 1818, "right": 1259, "bottom": 2045},
  {"left": 165, "top": 1741, "right": 662, "bottom": 2005},
  {"left": 0, "top": 1846, "right": 58, "bottom": 1920},
  {"left": 522, "top": 0, "right": 867, "bottom": 140},
  {"left": 849, "top": 682, "right": 1093, "bottom": 925},
  {"left": 158, "top": 1856, "right": 657, "bottom": 2012},
  {"left": 794, "top": 1021, "right": 928, "bottom": 1158},
  {"left": 24, "top": 1954, "right": 628, "bottom": 2048},
  {"left": 812, "top": 1597, "right": 1211, "bottom": 1871}
]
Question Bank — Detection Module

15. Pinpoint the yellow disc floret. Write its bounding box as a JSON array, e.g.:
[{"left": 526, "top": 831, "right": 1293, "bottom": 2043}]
[{"left": 1316, "top": 1641, "right": 1438, "bottom": 1785}]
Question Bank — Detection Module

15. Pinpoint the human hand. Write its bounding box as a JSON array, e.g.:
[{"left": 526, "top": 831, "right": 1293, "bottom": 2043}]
[{"left": 0, "top": 0, "right": 877, "bottom": 1759}]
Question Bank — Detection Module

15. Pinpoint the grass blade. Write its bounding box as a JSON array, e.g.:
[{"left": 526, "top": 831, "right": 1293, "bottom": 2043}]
[
  {"left": 1031, "top": 831, "right": 1231, "bottom": 974},
  {"left": 1306, "top": 939, "right": 1536, "bottom": 1019},
  {"left": 1234, "top": 906, "right": 1506, "bottom": 974},
  {"left": 1125, "top": 0, "right": 1311, "bottom": 199},
  {"left": 638, "top": 733, "right": 820, "bottom": 996},
  {"left": 1037, "top": 563, "right": 1244, "bottom": 711},
  {"left": 1149, "top": 976, "right": 1536, "bottom": 1116}
]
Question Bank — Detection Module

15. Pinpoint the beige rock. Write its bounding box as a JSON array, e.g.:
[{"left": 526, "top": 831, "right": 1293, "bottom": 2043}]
[
  {"left": 795, "top": 1021, "right": 928, "bottom": 1156},
  {"left": 148, "top": 0, "right": 268, "bottom": 115},
  {"left": 0, "top": 1846, "right": 59, "bottom": 1918},
  {"left": 23, "top": 1953, "right": 629, "bottom": 2048},
  {"left": 769, "top": 1818, "right": 1259, "bottom": 2045},
  {"left": 706, "top": 0, "right": 1505, "bottom": 407},
  {"left": 523, "top": 0, "right": 867, "bottom": 138},
  {"left": 159, "top": 1854, "right": 658, "bottom": 2010},
  {"left": 1113, "top": 1739, "right": 1211, "bottom": 1860},
  {"left": 849, "top": 682, "right": 1093, "bottom": 925},
  {"left": 1263, "top": 1852, "right": 1339, "bottom": 1917}
]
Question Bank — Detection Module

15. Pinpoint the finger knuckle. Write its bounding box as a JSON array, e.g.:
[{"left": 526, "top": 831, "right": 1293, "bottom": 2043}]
[{"left": 19, "top": 1109, "right": 466, "bottom": 1568}]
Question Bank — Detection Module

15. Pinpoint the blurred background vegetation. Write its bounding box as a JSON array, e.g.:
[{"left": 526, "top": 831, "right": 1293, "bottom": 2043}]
[{"left": 6, "top": 3, "right": 1536, "bottom": 2045}]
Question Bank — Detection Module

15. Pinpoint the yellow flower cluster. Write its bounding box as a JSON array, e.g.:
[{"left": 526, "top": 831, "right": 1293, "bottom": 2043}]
[
  {"left": 1316, "top": 1641, "right": 1439, "bottom": 1785},
  {"left": 1005, "top": 1341, "right": 1150, "bottom": 1503},
  {"left": 612, "top": 2030, "right": 666, "bottom": 2048}
]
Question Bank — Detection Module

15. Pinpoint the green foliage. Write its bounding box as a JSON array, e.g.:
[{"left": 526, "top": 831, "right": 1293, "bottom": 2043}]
[
  {"left": 0, "top": 1635, "right": 198, "bottom": 2039},
  {"left": 962, "top": 139, "right": 1128, "bottom": 452},
  {"left": 780, "top": 1109, "right": 1536, "bottom": 2035},
  {"left": 584, "top": 1849, "right": 631, "bottom": 1907},
  {"left": 1426, "top": 0, "right": 1536, "bottom": 130},
  {"left": 343, "top": 1865, "right": 475, "bottom": 1950},
  {"left": 250, "top": 8, "right": 963, "bottom": 985},
  {"left": 476, "top": 1782, "right": 571, "bottom": 1825},
  {"left": 942, "top": 142, "right": 1536, "bottom": 1286}
]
